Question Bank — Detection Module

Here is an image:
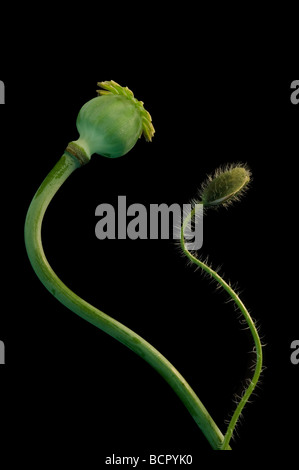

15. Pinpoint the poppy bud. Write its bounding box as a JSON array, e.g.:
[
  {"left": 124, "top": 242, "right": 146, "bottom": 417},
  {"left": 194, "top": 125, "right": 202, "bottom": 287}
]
[{"left": 200, "top": 165, "right": 251, "bottom": 207}]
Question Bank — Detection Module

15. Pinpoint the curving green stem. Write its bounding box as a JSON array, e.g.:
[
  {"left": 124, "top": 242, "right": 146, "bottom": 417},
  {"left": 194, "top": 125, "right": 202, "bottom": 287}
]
[
  {"left": 24, "top": 151, "right": 228, "bottom": 450},
  {"left": 181, "top": 208, "right": 263, "bottom": 450}
]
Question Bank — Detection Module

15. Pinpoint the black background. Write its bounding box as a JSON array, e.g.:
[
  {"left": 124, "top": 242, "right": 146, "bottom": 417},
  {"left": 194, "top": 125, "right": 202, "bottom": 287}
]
[{"left": 0, "top": 15, "right": 298, "bottom": 465}]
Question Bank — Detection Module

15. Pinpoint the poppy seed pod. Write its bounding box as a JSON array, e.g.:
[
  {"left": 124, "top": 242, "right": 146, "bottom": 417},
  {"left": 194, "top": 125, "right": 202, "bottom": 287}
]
[{"left": 69, "top": 80, "right": 155, "bottom": 161}]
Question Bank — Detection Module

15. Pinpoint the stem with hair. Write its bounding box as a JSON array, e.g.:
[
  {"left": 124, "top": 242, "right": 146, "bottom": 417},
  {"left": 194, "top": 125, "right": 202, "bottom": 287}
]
[{"left": 180, "top": 205, "right": 263, "bottom": 450}]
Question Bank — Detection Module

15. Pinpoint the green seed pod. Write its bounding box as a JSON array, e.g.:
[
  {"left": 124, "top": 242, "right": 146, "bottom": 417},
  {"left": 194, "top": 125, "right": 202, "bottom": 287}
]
[
  {"left": 69, "top": 80, "right": 155, "bottom": 161},
  {"left": 200, "top": 164, "right": 251, "bottom": 207}
]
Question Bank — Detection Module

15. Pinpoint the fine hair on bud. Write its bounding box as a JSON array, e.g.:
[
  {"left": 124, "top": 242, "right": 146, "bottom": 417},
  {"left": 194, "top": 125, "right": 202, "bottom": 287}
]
[{"left": 199, "top": 163, "right": 251, "bottom": 208}]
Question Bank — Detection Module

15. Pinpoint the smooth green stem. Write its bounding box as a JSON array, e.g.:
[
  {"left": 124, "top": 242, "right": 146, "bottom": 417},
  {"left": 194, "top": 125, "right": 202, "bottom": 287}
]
[
  {"left": 181, "top": 208, "right": 263, "bottom": 450},
  {"left": 24, "top": 152, "right": 227, "bottom": 450}
]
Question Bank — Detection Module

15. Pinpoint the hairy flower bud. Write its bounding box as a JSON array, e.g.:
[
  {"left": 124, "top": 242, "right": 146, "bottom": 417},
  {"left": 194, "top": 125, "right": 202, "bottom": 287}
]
[{"left": 200, "top": 164, "right": 251, "bottom": 207}]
